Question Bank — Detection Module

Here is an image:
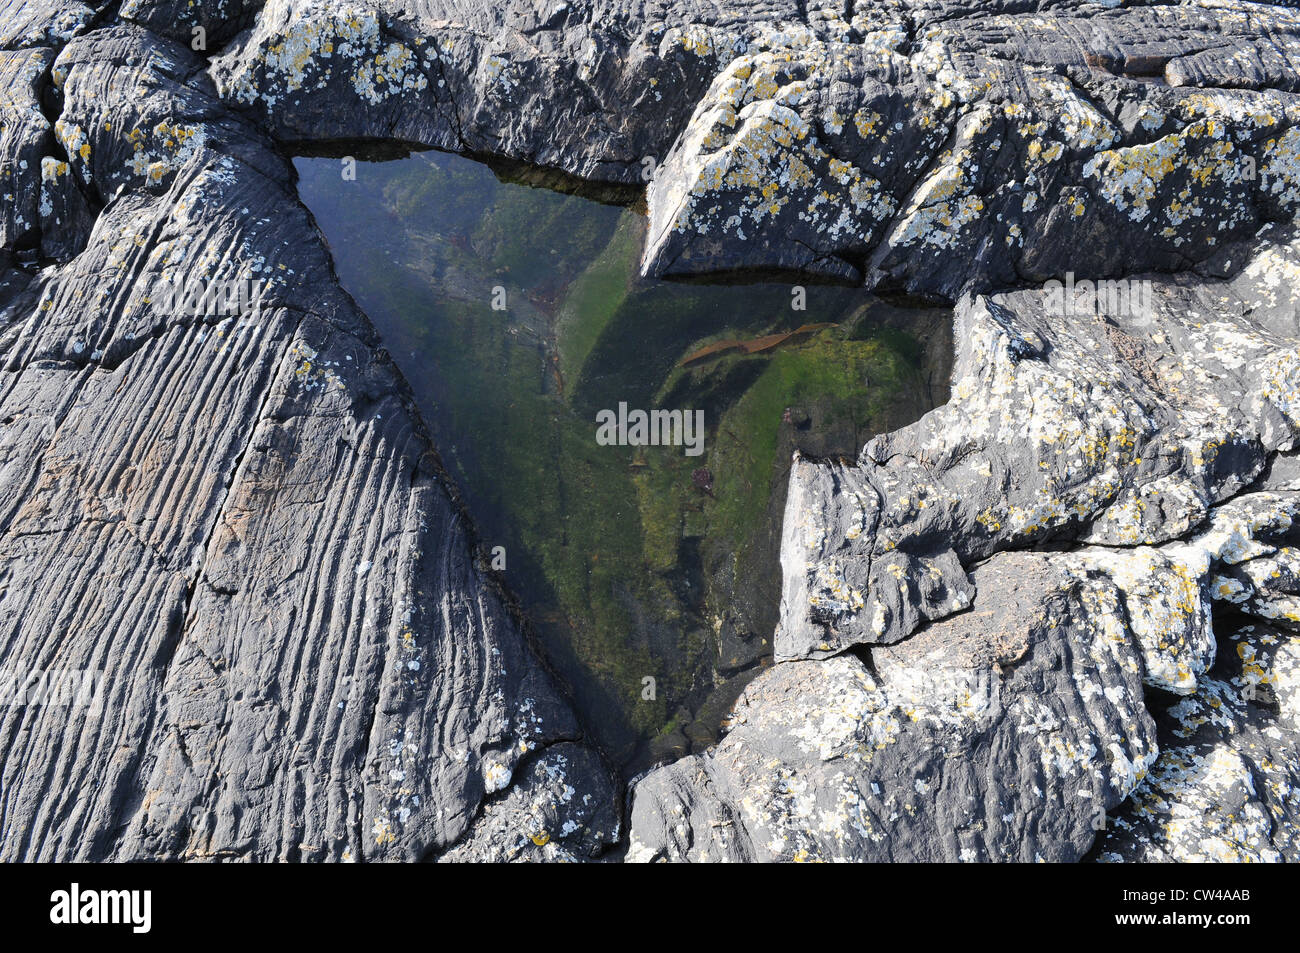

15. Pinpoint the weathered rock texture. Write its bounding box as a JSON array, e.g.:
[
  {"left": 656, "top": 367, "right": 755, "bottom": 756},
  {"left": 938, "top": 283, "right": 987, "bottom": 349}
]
[
  {"left": 0, "top": 4, "right": 619, "bottom": 862},
  {"left": 3, "top": 0, "right": 1300, "bottom": 862},
  {"left": 627, "top": 250, "right": 1300, "bottom": 860},
  {"left": 645, "top": 5, "right": 1300, "bottom": 293},
  {"left": 1094, "top": 618, "right": 1300, "bottom": 862},
  {"left": 629, "top": 464, "right": 1300, "bottom": 861},
  {"left": 209, "top": 0, "right": 1300, "bottom": 294},
  {"left": 629, "top": 550, "right": 1164, "bottom": 862},
  {"left": 777, "top": 233, "right": 1300, "bottom": 662},
  {"left": 627, "top": 226, "right": 1300, "bottom": 858}
]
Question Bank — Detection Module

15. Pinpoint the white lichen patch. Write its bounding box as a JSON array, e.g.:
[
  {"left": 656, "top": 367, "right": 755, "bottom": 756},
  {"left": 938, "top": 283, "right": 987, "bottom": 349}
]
[
  {"left": 124, "top": 120, "right": 207, "bottom": 185},
  {"left": 1114, "top": 742, "right": 1281, "bottom": 862},
  {"left": 483, "top": 760, "right": 512, "bottom": 794},
  {"left": 220, "top": 2, "right": 429, "bottom": 109},
  {"left": 288, "top": 341, "right": 345, "bottom": 392},
  {"left": 1070, "top": 546, "right": 1214, "bottom": 694},
  {"left": 1082, "top": 118, "right": 1257, "bottom": 241},
  {"left": 1260, "top": 125, "right": 1300, "bottom": 208}
]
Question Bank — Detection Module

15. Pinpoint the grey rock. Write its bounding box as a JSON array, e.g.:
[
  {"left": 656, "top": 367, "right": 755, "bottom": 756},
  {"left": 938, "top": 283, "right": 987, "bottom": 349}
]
[
  {"left": 629, "top": 550, "right": 1161, "bottom": 863},
  {"left": 628, "top": 483, "right": 1300, "bottom": 861},
  {"left": 6, "top": 0, "right": 1300, "bottom": 865},
  {"left": 440, "top": 742, "right": 621, "bottom": 862},
  {"left": 1090, "top": 475, "right": 1300, "bottom": 861},
  {"left": 120, "top": 0, "right": 264, "bottom": 48},
  {"left": 644, "top": 3, "right": 1300, "bottom": 294},
  {"left": 0, "top": 46, "right": 52, "bottom": 259},
  {"left": 205, "top": 1, "right": 1300, "bottom": 294},
  {"left": 0, "top": 0, "right": 92, "bottom": 52},
  {"left": 0, "top": 17, "right": 616, "bottom": 861},
  {"left": 209, "top": 0, "right": 740, "bottom": 183},
  {"left": 1094, "top": 619, "right": 1300, "bottom": 862},
  {"left": 778, "top": 239, "right": 1300, "bottom": 661}
]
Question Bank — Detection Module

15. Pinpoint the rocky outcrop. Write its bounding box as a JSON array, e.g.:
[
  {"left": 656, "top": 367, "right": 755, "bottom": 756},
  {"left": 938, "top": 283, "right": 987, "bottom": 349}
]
[
  {"left": 629, "top": 550, "right": 1163, "bottom": 862},
  {"left": 209, "top": 1, "right": 1300, "bottom": 294},
  {"left": 777, "top": 232, "right": 1300, "bottom": 661},
  {"left": 627, "top": 542, "right": 1300, "bottom": 861},
  {"left": 645, "top": 5, "right": 1300, "bottom": 293},
  {"left": 628, "top": 442, "right": 1300, "bottom": 862},
  {"left": 627, "top": 254, "right": 1300, "bottom": 861},
  {"left": 4, "top": 0, "right": 1300, "bottom": 862},
  {"left": 0, "top": 7, "right": 617, "bottom": 862}
]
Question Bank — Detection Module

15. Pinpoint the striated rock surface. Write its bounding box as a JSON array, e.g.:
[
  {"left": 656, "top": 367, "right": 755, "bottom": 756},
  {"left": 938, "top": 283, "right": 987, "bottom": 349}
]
[
  {"left": 3, "top": 0, "right": 1300, "bottom": 863},
  {"left": 628, "top": 550, "right": 1162, "bottom": 862},
  {"left": 0, "top": 5, "right": 617, "bottom": 862}
]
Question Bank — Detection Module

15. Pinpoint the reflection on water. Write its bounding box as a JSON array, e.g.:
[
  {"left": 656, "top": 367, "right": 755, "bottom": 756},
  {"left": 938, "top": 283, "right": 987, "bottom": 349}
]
[{"left": 294, "top": 149, "right": 951, "bottom": 775}]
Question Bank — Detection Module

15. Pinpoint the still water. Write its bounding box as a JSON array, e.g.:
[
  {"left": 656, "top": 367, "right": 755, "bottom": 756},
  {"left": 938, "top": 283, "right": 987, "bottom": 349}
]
[{"left": 294, "top": 148, "right": 950, "bottom": 774}]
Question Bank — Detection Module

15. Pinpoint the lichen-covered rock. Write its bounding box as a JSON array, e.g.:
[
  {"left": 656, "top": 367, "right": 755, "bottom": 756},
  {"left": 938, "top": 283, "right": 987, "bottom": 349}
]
[
  {"left": 629, "top": 486, "right": 1300, "bottom": 861},
  {"left": 209, "top": 0, "right": 748, "bottom": 183},
  {"left": 0, "top": 46, "right": 53, "bottom": 259},
  {"left": 6, "top": 0, "right": 1300, "bottom": 865},
  {"left": 629, "top": 550, "right": 1162, "bottom": 863},
  {"left": 646, "top": 2, "right": 1300, "bottom": 295},
  {"left": 120, "top": 0, "right": 264, "bottom": 48},
  {"left": 778, "top": 239, "right": 1300, "bottom": 660},
  {"left": 1094, "top": 620, "right": 1300, "bottom": 862},
  {"left": 0, "top": 0, "right": 92, "bottom": 52},
  {"left": 440, "top": 743, "right": 621, "bottom": 863},
  {"left": 36, "top": 152, "right": 93, "bottom": 259},
  {"left": 204, "top": 1, "right": 1300, "bottom": 295},
  {"left": 632, "top": 232, "right": 1300, "bottom": 861}
]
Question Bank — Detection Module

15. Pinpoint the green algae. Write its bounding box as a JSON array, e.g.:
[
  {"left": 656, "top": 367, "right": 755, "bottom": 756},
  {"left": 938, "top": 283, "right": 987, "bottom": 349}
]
[{"left": 294, "top": 148, "right": 947, "bottom": 772}]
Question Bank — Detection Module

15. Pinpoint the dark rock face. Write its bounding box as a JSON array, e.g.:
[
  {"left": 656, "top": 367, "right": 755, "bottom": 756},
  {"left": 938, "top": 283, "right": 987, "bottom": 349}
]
[
  {"left": 2, "top": 0, "right": 1299, "bottom": 862},
  {"left": 0, "top": 46, "right": 54, "bottom": 258},
  {"left": 0, "top": 5, "right": 617, "bottom": 862},
  {"left": 209, "top": 0, "right": 737, "bottom": 180}
]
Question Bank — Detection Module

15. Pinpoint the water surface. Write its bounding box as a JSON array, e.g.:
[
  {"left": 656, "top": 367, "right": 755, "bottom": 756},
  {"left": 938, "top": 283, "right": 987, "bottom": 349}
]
[{"left": 294, "top": 149, "right": 951, "bottom": 773}]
